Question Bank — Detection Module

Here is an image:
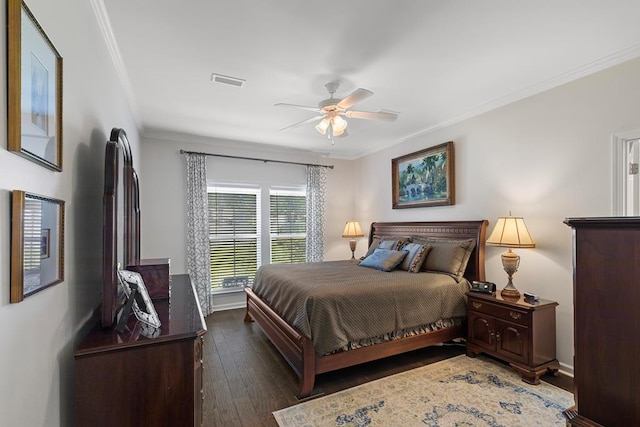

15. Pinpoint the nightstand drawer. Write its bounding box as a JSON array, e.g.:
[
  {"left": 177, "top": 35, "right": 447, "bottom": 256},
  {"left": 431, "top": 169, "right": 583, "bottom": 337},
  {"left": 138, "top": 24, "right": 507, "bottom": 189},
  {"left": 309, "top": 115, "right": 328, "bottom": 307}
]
[{"left": 468, "top": 298, "right": 529, "bottom": 326}]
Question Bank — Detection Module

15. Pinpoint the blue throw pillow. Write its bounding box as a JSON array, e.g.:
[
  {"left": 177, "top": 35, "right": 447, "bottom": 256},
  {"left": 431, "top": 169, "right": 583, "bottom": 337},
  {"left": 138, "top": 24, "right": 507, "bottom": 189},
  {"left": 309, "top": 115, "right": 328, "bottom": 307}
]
[{"left": 359, "top": 248, "right": 408, "bottom": 272}]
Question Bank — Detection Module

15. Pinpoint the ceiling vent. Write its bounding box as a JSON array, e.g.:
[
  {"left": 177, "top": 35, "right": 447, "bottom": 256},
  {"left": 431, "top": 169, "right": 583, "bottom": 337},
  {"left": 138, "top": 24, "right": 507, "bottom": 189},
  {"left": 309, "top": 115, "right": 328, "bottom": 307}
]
[{"left": 210, "top": 73, "right": 245, "bottom": 87}]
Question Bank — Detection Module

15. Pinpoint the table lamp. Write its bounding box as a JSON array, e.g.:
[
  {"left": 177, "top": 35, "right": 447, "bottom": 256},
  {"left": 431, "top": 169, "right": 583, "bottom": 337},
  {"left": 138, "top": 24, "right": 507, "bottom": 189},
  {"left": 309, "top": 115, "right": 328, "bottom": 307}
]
[
  {"left": 342, "top": 220, "right": 364, "bottom": 260},
  {"left": 486, "top": 215, "right": 535, "bottom": 298}
]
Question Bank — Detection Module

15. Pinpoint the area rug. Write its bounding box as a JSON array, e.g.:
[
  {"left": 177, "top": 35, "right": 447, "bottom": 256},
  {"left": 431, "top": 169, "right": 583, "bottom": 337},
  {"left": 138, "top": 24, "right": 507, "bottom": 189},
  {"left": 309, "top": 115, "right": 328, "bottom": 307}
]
[{"left": 273, "top": 355, "right": 573, "bottom": 427}]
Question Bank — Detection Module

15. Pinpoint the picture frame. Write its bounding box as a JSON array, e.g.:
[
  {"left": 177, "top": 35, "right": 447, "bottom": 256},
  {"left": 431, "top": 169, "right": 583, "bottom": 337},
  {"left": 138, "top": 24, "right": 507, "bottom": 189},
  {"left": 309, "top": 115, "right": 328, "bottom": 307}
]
[
  {"left": 11, "top": 191, "right": 65, "bottom": 303},
  {"left": 391, "top": 141, "right": 455, "bottom": 209},
  {"left": 7, "top": 0, "right": 63, "bottom": 171},
  {"left": 116, "top": 270, "right": 162, "bottom": 329}
]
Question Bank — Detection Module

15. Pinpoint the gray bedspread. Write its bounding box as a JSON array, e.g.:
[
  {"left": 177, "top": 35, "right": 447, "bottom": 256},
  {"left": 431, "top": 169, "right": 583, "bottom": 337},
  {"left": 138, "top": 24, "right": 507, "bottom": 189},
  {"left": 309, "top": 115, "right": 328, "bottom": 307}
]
[{"left": 251, "top": 260, "right": 469, "bottom": 355}]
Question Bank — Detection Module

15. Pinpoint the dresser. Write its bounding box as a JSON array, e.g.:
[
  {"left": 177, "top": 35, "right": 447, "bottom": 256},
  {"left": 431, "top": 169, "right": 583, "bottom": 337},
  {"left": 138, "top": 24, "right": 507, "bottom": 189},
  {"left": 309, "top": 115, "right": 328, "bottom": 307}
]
[
  {"left": 75, "top": 274, "right": 207, "bottom": 427},
  {"left": 466, "top": 291, "right": 559, "bottom": 384},
  {"left": 563, "top": 218, "right": 640, "bottom": 427}
]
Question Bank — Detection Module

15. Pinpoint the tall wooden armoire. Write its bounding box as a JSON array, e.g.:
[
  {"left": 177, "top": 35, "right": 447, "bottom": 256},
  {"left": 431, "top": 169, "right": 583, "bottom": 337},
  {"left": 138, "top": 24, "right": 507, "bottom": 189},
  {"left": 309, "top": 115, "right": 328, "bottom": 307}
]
[{"left": 564, "top": 217, "right": 640, "bottom": 427}]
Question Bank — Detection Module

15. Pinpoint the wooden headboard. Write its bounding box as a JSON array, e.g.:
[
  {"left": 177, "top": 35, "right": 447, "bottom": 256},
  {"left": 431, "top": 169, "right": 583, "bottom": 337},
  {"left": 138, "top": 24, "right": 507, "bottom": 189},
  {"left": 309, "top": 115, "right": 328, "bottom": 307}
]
[{"left": 369, "top": 220, "right": 488, "bottom": 282}]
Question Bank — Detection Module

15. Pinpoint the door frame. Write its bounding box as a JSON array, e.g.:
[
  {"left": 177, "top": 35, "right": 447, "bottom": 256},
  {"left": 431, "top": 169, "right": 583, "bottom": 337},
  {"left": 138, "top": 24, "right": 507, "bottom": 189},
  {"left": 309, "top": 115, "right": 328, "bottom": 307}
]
[{"left": 612, "top": 129, "right": 640, "bottom": 215}]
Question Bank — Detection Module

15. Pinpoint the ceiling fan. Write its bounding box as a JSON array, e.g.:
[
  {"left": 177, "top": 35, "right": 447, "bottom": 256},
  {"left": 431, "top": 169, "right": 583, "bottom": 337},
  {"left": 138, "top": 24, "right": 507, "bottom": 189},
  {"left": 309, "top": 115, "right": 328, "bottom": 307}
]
[{"left": 275, "top": 82, "right": 398, "bottom": 140}]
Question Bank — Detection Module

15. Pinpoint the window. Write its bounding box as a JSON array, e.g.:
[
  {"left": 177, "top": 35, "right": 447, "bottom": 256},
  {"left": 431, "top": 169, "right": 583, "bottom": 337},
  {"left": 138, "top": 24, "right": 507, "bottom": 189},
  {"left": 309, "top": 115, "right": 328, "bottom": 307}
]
[
  {"left": 270, "top": 190, "right": 306, "bottom": 264},
  {"left": 207, "top": 185, "right": 307, "bottom": 292},
  {"left": 208, "top": 187, "right": 261, "bottom": 291}
]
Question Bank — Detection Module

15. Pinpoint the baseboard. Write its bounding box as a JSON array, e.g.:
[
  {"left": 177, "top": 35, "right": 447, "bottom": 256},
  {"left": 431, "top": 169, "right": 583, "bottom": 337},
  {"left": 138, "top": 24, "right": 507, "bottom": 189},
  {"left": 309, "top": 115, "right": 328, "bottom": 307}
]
[{"left": 559, "top": 362, "right": 574, "bottom": 377}]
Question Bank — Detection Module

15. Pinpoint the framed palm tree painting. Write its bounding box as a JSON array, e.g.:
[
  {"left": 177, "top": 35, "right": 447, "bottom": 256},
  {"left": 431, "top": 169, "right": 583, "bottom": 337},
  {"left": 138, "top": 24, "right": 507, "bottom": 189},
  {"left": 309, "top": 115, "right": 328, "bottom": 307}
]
[{"left": 391, "top": 142, "right": 455, "bottom": 209}]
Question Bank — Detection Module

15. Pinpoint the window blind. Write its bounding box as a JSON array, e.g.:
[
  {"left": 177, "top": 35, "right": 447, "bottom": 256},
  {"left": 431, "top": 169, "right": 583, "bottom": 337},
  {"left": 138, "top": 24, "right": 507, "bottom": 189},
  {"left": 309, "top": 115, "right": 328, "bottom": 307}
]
[
  {"left": 270, "top": 191, "right": 306, "bottom": 264},
  {"left": 208, "top": 188, "right": 261, "bottom": 290}
]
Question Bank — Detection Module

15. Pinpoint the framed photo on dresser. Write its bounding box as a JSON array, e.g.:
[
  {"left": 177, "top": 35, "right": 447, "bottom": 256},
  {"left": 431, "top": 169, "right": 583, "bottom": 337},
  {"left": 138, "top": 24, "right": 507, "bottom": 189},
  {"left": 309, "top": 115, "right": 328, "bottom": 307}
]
[{"left": 117, "top": 270, "right": 162, "bottom": 329}]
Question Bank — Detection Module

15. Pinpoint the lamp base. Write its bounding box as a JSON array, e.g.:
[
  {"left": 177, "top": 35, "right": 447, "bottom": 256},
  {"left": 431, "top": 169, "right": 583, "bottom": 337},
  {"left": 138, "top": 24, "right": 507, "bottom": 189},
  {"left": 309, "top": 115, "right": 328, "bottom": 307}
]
[
  {"left": 500, "top": 287, "right": 521, "bottom": 299},
  {"left": 349, "top": 239, "right": 357, "bottom": 260},
  {"left": 500, "top": 249, "right": 521, "bottom": 299}
]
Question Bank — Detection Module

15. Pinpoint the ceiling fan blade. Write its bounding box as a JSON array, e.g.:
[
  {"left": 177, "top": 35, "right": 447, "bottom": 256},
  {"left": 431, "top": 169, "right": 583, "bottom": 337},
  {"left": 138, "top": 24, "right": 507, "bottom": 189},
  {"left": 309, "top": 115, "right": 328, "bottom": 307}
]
[
  {"left": 337, "top": 88, "right": 373, "bottom": 109},
  {"left": 345, "top": 110, "right": 398, "bottom": 122},
  {"left": 274, "top": 103, "right": 321, "bottom": 113},
  {"left": 279, "top": 115, "right": 324, "bottom": 131}
]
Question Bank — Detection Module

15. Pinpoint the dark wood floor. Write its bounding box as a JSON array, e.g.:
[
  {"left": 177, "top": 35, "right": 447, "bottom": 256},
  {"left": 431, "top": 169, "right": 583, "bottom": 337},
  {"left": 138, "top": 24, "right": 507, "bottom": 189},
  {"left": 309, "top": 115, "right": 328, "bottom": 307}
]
[{"left": 203, "top": 308, "right": 573, "bottom": 427}]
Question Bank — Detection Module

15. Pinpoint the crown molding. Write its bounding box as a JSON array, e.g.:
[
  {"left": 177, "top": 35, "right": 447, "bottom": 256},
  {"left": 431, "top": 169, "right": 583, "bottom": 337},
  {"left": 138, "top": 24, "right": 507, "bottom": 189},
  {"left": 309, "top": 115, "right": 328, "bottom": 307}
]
[
  {"left": 90, "top": 0, "right": 144, "bottom": 133},
  {"left": 353, "top": 44, "right": 640, "bottom": 160}
]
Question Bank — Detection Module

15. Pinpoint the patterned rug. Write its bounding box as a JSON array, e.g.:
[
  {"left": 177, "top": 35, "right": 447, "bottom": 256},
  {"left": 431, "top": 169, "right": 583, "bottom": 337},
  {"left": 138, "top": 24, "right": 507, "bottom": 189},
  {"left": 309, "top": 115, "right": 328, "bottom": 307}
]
[{"left": 273, "top": 355, "right": 573, "bottom": 427}]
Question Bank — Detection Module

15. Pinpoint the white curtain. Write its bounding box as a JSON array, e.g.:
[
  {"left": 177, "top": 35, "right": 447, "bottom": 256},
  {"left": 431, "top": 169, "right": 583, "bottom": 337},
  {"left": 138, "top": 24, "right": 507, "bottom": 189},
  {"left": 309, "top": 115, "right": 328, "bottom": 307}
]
[
  {"left": 306, "top": 165, "right": 328, "bottom": 262},
  {"left": 185, "top": 153, "right": 213, "bottom": 316}
]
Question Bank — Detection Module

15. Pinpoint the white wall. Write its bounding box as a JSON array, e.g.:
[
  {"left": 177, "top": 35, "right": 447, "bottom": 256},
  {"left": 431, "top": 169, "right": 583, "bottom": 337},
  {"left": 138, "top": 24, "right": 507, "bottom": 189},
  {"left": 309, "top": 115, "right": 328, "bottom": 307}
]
[
  {"left": 0, "top": 1, "right": 140, "bottom": 426},
  {"left": 139, "top": 135, "right": 356, "bottom": 308},
  {"left": 355, "top": 57, "right": 640, "bottom": 373}
]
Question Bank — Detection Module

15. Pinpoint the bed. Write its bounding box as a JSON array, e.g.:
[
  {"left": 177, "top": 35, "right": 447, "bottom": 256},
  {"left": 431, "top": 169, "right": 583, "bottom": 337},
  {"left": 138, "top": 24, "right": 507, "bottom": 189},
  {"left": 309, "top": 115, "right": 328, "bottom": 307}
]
[{"left": 244, "top": 220, "right": 488, "bottom": 398}]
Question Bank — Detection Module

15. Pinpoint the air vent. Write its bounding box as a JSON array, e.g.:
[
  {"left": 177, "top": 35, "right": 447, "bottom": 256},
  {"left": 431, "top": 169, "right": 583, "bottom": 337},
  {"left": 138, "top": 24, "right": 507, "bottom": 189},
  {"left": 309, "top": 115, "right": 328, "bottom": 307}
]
[{"left": 210, "top": 73, "right": 245, "bottom": 87}]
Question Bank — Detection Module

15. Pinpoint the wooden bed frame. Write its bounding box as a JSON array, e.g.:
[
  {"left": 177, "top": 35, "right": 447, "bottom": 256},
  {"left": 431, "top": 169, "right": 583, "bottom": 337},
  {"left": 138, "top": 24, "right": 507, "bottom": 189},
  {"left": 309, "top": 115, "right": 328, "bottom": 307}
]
[{"left": 244, "top": 220, "right": 488, "bottom": 398}]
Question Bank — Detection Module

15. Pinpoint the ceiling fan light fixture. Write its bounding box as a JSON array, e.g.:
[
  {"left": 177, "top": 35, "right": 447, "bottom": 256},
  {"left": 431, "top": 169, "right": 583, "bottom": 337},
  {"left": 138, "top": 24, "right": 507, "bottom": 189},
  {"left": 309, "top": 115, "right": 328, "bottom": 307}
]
[
  {"left": 276, "top": 82, "right": 397, "bottom": 142},
  {"left": 315, "top": 118, "right": 330, "bottom": 135},
  {"left": 332, "top": 115, "right": 348, "bottom": 133},
  {"left": 332, "top": 128, "right": 346, "bottom": 137}
]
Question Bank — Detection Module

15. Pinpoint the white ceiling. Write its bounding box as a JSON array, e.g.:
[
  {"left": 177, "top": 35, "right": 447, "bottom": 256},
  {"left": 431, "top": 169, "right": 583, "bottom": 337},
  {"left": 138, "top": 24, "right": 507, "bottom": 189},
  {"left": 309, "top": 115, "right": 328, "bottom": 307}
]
[{"left": 101, "top": 0, "right": 640, "bottom": 159}]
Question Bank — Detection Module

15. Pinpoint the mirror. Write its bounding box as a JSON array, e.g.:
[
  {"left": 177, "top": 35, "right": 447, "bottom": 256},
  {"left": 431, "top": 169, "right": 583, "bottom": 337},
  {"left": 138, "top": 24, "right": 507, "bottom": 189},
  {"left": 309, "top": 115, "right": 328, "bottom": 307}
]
[
  {"left": 102, "top": 128, "right": 140, "bottom": 327},
  {"left": 11, "top": 190, "right": 65, "bottom": 302}
]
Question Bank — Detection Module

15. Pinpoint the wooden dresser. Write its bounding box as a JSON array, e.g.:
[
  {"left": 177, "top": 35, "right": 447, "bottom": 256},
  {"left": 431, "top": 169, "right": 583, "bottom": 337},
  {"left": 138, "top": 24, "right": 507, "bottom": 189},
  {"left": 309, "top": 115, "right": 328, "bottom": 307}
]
[
  {"left": 75, "top": 274, "right": 207, "bottom": 427},
  {"left": 564, "top": 218, "right": 640, "bottom": 427}
]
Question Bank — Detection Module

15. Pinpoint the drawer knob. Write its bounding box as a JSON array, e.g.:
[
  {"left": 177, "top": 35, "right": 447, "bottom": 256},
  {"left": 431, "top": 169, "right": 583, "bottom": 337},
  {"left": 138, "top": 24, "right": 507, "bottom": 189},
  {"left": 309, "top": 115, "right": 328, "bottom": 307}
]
[
  {"left": 509, "top": 311, "right": 522, "bottom": 320},
  {"left": 472, "top": 302, "right": 483, "bottom": 309}
]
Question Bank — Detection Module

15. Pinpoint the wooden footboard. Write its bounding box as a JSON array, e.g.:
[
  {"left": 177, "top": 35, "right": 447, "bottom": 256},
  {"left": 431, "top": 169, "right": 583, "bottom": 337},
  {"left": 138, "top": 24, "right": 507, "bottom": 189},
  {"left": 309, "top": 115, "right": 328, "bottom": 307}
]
[
  {"left": 246, "top": 287, "right": 464, "bottom": 398},
  {"left": 245, "top": 287, "right": 317, "bottom": 397}
]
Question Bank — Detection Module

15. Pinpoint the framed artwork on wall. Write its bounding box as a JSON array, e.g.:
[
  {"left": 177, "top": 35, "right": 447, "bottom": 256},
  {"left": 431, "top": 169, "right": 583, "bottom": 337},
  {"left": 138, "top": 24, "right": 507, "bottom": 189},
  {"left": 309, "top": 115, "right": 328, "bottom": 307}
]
[
  {"left": 7, "top": 0, "right": 63, "bottom": 171},
  {"left": 391, "top": 141, "right": 455, "bottom": 209},
  {"left": 11, "top": 191, "right": 65, "bottom": 303}
]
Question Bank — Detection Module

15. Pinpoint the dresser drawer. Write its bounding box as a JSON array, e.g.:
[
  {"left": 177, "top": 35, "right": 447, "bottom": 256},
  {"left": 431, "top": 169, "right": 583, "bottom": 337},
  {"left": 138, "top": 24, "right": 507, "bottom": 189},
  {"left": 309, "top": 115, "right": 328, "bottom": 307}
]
[{"left": 468, "top": 298, "right": 529, "bottom": 325}]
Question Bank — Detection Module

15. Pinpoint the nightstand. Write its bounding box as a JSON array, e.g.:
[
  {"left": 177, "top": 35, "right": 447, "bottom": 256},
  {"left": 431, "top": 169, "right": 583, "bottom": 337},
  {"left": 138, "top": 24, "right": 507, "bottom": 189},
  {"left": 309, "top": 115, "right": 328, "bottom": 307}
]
[{"left": 466, "top": 291, "right": 560, "bottom": 384}]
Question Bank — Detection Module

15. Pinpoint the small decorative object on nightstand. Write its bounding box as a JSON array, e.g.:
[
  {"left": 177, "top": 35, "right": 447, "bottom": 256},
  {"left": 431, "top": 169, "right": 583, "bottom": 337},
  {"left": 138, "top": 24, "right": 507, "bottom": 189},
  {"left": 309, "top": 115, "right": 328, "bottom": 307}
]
[
  {"left": 342, "top": 220, "right": 364, "bottom": 259},
  {"left": 486, "top": 214, "right": 535, "bottom": 299},
  {"left": 466, "top": 291, "right": 560, "bottom": 385}
]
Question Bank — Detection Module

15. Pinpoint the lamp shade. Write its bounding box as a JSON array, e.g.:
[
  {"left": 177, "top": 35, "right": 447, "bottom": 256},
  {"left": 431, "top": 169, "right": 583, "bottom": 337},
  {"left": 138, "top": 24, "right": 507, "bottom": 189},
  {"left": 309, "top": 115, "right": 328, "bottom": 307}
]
[
  {"left": 315, "top": 118, "right": 330, "bottom": 135},
  {"left": 486, "top": 216, "right": 535, "bottom": 248},
  {"left": 342, "top": 221, "right": 364, "bottom": 238},
  {"left": 332, "top": 115, "right": 348, "bottom": 133}
]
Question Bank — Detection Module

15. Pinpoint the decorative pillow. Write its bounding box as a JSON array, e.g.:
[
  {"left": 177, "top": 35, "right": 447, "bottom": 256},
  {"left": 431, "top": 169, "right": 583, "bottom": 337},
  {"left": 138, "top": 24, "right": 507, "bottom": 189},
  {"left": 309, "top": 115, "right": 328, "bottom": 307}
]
[
  {"left": 363, "top": 237, "right": 383, "bottom": 258},
  {"left": 412, "top": 237, "right": 476, "bottom": 281},
  {"left": 363, "top": 237, "right": 410, "bottom": 258},
  {"left": 399, "top": 242, "right": 432, "bottom": 273},
  {"left": 359, "top": 248, "right": 409, "bottom": 272}
]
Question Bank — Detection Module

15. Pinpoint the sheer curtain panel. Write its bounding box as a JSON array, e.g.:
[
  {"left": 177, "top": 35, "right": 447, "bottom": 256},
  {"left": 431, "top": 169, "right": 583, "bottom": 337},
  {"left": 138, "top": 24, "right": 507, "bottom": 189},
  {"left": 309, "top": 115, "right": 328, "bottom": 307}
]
[
  {"left": 185, "top": 153, "right": 213, "bottom": 315},
  {"left": 305, "top": 165, "right": 328, "bottom": 262}
]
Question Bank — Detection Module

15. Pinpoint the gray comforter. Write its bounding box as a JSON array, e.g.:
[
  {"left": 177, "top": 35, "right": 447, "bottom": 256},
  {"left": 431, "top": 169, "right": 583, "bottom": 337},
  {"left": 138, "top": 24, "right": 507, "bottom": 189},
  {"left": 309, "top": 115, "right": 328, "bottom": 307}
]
[{"left": 251, "top": 260, "right": 469, "bottom": 355}]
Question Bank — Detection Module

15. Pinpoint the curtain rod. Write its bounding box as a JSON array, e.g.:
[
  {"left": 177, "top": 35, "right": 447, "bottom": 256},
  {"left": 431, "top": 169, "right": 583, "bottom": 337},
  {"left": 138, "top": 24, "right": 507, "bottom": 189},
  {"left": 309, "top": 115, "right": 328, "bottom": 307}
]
[{"left": 179, "top": 149, "right": 334, "bottom": 169}]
